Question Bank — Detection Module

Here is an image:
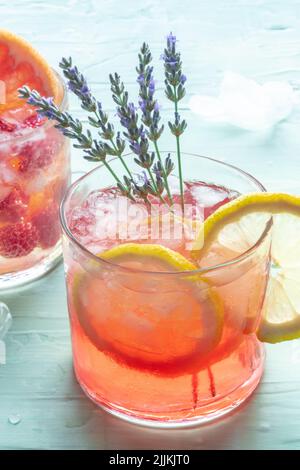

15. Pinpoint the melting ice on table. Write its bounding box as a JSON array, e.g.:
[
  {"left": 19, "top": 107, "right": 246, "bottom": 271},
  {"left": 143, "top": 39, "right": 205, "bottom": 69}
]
[{"left": 0, "top": 301, "right": 11, "bottom": 365}]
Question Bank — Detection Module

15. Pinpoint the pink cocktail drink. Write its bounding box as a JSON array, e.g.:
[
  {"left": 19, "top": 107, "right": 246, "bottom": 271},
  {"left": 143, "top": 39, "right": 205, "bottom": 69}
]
[
  {"left": 61, "top": 155, "right": 271, "bottom": 425},
  {"left": 0, "top": 117, "right": 70, "bottom": 287},
  {"left": 0, "top": 31, "right": 70, "bottom": 288}
]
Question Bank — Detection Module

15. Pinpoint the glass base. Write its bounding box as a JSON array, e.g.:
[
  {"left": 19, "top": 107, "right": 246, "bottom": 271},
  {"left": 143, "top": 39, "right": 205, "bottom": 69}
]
[
  {"left": 76, "top": 342, "right": 265, "bottom": 429},
  {"left": 0, "top": 242, "right": 62, "bottom": 290}
]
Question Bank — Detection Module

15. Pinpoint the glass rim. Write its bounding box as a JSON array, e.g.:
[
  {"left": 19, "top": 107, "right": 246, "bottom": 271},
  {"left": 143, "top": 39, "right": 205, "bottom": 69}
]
[
  {"left": 60, "top": 153, "right": 272, "bottom": 276},
  {"left": 0, "top": 69, "right": 67, "bottom": 144}
]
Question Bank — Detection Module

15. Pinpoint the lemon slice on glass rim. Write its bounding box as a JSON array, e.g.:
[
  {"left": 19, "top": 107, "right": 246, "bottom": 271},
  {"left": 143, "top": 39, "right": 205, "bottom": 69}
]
[{"left": 192, "top": 192, "right": 300, "bottom": 344}]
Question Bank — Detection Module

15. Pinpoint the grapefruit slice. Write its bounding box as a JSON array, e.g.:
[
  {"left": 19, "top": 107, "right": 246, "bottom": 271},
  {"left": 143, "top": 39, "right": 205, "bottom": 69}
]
[{"left": 0, "top": 29, "right": 62, "bottom": 125}]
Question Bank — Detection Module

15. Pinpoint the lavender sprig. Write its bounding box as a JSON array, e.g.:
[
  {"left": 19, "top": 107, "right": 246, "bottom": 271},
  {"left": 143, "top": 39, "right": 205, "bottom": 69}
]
[
  {"left": 59, "top": 57, "right": 132, "bottom": 179},
  {"left": 162, "top": 32, "right": 187, "bottom": 211},
  {"left": 19, "top": 33, "right": 188, "bottom": 209},
  {"left": 153, "top": 154, "right": 174, "bottom": 179},
  {"left": 136, "top": 43, "right": 162, "bottom": 137},
  {"left": 137, "top": 43, "right": 173, "bottom": 204},
  {"left": 18, "top": 86, "right": 135, "bottom": 197},
  {"left": 132, "top": 171, "right": 164, "bottom": 206},
  {"left": 117, "top": 175, "right": 135, "bottom": 201},
  {"left": 109, "top": 73, "right": 166, "bottom": 203}
]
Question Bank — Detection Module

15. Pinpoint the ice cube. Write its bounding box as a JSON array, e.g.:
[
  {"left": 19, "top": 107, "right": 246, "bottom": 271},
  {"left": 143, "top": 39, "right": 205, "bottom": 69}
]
[
  {"left": 0, "top": 302, "right": 12, "bottom": 340},
  {"left": 190, "top": 183, "right": 228, "bottom": 206},
  {"left": 189, "top": 71, "right": 296, "bottom": 131},
  {"left": 0, "top": 185, "right": 11, "bottom": 203},
  {"left": 168, "top": 174, "right": 181, "bottom": 194},
  {"left": 8, "top": 413, "right": 21, "bottom": 425},
  {"left": 0, "top": 162, "right": 17, "bottom": 185}
]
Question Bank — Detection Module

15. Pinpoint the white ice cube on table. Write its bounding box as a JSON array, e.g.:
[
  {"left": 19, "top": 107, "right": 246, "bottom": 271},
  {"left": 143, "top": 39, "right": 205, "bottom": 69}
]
[
  {"left": 0, "top": 302, "right": 12, "bottom": 366},
  {"left": 189, "top": 72, "right": 296, "bottom": 131},
  {"left": 0, "top": 302, "right": 12, "bottom": 339}
]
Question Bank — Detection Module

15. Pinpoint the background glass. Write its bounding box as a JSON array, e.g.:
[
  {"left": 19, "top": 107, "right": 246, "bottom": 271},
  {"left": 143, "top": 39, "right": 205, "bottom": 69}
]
[{"left": 0, "top": 72, "right": 70, "bottom": 289}]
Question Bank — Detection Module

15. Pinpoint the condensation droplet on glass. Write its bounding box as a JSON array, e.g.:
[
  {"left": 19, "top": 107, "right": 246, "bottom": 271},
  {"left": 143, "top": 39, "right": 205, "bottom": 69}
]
[
  {"left": 8, "top": 413, "right": 21, "bottom": 425},
  {"left": 196, "top": 436, "right": 204, "bottom": 445}
]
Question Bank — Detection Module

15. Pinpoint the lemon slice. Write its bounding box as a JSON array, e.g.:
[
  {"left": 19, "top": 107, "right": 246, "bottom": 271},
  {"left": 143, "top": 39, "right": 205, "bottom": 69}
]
[
  {"left": 99, "top": 242, "right": 197, "bottom": 271},
  {"left": 192, "top": 192, "right": 300, "bottom": 343},
  {"left": 72, "top": 243, "right": 223, "bottom": 371}
]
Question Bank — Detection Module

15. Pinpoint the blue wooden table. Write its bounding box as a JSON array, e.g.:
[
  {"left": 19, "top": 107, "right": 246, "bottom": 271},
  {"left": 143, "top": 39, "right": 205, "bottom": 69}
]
[{"left": 1, "top": 0, "right": 300, "bottom": 450}]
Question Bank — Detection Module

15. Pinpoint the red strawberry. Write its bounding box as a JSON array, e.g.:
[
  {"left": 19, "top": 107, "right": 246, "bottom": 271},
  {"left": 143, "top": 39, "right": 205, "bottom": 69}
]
[
  {"left": 0, "top": 187, "right": 29, "bottom": 221},
  {"left": 0, "top": 118, "right": 17, "bottom": 132},
  {"left": 0, "top": 222, "right": 38, "bottom": 258},
  {"left": 14, "top": 127, "right": 61, "bottom": 173},
  {"left": 69, "top": 208, "right": 95, "bottom": 238},
  {"left": 16, "top": 140, "right": 54, "bottom": 173},
  {"left": 32, "top": 206, "right": 61, "bottom": 249},
  {"left": 23, "top": 114, "right": 46, "bottom": 128},
  {"left": 16, "top": 155, "right": 31, "bottom": 173}
]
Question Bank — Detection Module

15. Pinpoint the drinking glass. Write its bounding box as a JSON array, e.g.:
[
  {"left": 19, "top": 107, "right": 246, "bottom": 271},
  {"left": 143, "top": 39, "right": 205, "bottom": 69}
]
[
  {"left": 0, "top": 72, "right": 70, "bottom": 289},
  {"left": 60, "top": 153, "right": 271, "bottom": 426}
]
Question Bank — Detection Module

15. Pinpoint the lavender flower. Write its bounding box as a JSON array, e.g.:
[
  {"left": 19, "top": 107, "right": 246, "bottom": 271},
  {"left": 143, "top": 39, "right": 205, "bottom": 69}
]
[
  {"left": 60, "top": 57, "right": 97, "bottom": 113},
  {"left": 26, "top": 94, "right": 55, "bottom": 115},
  {"left": 19, "top": 87, "right": 84, "bottom": 138},
  {"left": 163, "top": 32, "right": 187, "bottom": 102},
  {"left": 134, "top": 148, "right": 155, "bottom": 170},
  {"left": 110, "top": 73, "right": 142, "bottom": 143},
  {"left": 19, "top": 33, "right": 188, "bottom": 207},
  {"left": 110, "top": 71, "right": 164, "bottom": 201},
  {"left": 132, "top": 170, "right": 164, "bottom": 203},
  {"left": 136, "top": 43, "right": 163, "bottom": 141},
  {"left": 168, "top": 111, "right": 187, "bottom": 137},
  {"left": 180, "top": 74, "right": 187, "bottom": 85},
  {"left": 136, "top": 42, "right": 173, "bottom": 203},
  {"left": 153, "top": 154, "right": 174, "bottom": 178},
  {"left": 167, "top": 33, "right": 177, "bottom": 47},
  {"left": 136, "top": 171, "right": 150, "bottom": 186},
  {"left": 18, "top": 86, "right": 133, "bottom": 198},
  {"left": 162, "top": 32, "right": 187, "bottom": 210},
  {"left": 117, "top": 176, "right": 135, "bottom": 201},
  {"left": 59, "top": 57, "right": 132, "bottom": 179}
]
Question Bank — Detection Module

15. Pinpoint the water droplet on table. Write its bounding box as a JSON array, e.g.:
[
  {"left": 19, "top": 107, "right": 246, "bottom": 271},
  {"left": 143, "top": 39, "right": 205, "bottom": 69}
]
[
  {"left": 8, "top": 413, "right": 21, "bottom": 425},
  {"left": 268, "top": 24, "right": 288, "bottom": 31}
]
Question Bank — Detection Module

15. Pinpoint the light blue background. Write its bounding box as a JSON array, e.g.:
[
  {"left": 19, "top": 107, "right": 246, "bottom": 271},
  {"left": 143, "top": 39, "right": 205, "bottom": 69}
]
[{"left": 1, "top": 0, "right": 300, "bottom": 449}]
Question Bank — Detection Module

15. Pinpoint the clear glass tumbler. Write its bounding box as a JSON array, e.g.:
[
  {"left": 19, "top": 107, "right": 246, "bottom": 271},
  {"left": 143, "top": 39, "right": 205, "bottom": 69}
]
[
  {"left": 0, "top": 73, "right": 70, "bottom": 289},
  {"left": 60, "top": 154, "right": 271, "bottom": 427}
]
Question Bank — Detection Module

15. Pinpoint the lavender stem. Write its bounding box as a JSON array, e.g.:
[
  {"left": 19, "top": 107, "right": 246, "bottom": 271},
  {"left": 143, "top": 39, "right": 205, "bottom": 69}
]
[
  {"left": 173, "top": 87, "right": 184, "bottom": 212},
  {"left": 103, "top": 160, "right": 122, "bottom": 184},
  {"left": 109, "top": 138, "right": 132, "bottom": 178},
  {"left": 146, "top": 167, "right": 168, "bottom": 205},
  {"left": 154, "top": 141, "right": 173, "bottom": 204}
]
